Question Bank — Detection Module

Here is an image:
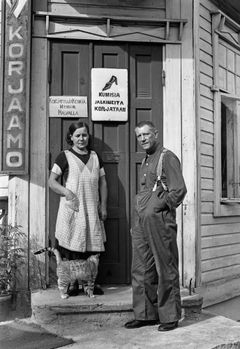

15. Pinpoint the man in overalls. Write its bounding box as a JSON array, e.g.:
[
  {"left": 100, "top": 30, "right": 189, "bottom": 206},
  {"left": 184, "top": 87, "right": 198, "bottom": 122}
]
[{"left": 125, "top": 121, "right": 187, "bottom": 332}]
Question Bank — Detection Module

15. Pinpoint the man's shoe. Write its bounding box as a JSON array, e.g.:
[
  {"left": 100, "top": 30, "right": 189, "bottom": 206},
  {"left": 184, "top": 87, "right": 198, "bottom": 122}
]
[
  {"left": 125, "top": 319, "right": 158, "bottom": 329},
  {"left": 158, "top": 321, "right": 178, "bottom": 332}
]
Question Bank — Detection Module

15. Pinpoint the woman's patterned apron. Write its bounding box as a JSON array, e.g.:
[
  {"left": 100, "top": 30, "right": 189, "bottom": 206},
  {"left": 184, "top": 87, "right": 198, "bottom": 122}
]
[{"left": 55, "top": 150, "right": 106, "bottom": 252}]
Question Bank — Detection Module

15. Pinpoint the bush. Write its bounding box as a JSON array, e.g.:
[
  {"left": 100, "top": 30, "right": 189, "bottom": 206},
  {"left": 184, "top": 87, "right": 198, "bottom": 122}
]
[{"left": 0, "top": 224, "right": 27, "bottom": 295}]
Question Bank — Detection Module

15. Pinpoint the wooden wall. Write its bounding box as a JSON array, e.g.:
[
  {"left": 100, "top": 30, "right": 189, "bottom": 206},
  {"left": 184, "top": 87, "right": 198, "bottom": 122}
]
[
  {"left": 32, "top": 0, "right": 197, "bottom": 289},
  {"left": 47, "top": 0, "right": 166, "bottom": 18},
  {"left": 198, "top": 0, "right": 240, "bottom": 305}
]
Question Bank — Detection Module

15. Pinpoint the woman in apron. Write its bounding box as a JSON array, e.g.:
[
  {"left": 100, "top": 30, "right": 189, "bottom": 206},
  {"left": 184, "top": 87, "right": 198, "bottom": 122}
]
[{"left": 48, "top": 121, "right": 107, "bottom": 295}]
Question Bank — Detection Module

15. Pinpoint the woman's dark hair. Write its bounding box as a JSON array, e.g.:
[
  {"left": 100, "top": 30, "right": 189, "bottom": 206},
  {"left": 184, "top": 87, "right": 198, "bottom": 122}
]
[{"left": 66, "top": 121, "right": 91, "bottom": 148}]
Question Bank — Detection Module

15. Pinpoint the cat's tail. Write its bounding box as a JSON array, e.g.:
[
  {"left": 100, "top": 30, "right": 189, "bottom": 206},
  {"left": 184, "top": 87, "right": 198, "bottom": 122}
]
[
  {"left": 34, "top": 247, "right": 54, "bottom": 255},
  {"left": 34, "top": 247, "right": 61, "bottom": 264}
]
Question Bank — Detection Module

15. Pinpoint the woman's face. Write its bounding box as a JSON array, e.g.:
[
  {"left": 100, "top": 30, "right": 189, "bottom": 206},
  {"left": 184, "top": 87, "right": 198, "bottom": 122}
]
[{"left": 71, "top": 126, "right": 89, "bottom": 151}]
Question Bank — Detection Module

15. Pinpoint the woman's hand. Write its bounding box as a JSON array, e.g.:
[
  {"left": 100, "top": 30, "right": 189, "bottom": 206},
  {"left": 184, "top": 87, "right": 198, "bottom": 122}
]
[
  {"left": 65, "top": 190, "right": 79, "bottom": 212},
  {"left": 48, "top": 172, "right": 79, "bottom": 211},
  {"left": 65, "top": 189, "right": 76, "bottom": 201}
]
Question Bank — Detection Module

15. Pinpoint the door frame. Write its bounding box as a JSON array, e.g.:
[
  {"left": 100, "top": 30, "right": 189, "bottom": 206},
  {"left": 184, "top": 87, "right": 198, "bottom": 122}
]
[{"left": 42, "top": 39, "right": 191, "bottom": 287}]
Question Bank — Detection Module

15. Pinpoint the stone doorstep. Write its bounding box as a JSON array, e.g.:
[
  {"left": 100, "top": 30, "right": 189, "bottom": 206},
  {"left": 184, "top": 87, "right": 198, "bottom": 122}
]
[{"left": 31, "top": 285, "right": 203, "bottom": 331}]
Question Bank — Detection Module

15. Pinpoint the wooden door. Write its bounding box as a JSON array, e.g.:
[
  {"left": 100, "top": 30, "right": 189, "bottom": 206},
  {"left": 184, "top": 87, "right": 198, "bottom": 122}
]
[
  {"left": 129, "top": 45, "right": 163, "bottom": 214},
  {"left": 92, "top": 43, "right": 130, "bottom": 283},
  {"left": 49, "top": 41, "right": 90, "bottom": 282},
  {"left": 49, "top": 41, "right": 163, "bottom": 285}
]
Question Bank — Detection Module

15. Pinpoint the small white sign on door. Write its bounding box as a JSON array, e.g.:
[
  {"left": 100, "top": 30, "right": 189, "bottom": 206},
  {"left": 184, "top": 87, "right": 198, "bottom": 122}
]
[
  {"left": 91, "top": 68, "right": 128, "bottom": 121},
  {"left": 49, "top": 96, "right": 88, "bottom": 118}
]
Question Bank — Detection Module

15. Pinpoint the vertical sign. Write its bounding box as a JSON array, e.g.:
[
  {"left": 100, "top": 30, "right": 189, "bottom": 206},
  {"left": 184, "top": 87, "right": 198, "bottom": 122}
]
[{"left": 0, "top": 0, "right": 30, "bottom": 174}]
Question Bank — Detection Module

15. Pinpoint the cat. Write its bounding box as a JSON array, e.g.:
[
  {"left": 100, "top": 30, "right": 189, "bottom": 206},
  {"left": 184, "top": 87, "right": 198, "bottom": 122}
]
[{"left": 34, "top": 247, "right": 99, "bottom": 299}]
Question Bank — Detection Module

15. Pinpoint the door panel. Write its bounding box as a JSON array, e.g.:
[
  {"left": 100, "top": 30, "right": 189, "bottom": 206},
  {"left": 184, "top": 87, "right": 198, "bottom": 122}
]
[
  {"left": 49, "top": 41, "right": 163, "bottom": 285},
  {"left": 92, "top": 44, "right": 130, "bottom": 283},
  {"left": 129, "top": 45, "right": 163, "bottom": 210},
  {"left": 49, "top": 42, "right": 90, "bottom": 282}
]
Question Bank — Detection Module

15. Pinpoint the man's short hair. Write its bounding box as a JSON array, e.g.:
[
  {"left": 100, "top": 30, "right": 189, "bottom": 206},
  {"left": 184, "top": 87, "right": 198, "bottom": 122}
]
[{"left": 135, "top": 120, "right": 156, "bottom": 131}]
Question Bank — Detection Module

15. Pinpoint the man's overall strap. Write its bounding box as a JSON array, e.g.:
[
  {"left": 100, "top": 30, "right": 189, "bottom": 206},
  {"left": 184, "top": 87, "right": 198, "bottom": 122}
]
[{"left": 152, "top": 148, "right": 168, "bottom": 192}]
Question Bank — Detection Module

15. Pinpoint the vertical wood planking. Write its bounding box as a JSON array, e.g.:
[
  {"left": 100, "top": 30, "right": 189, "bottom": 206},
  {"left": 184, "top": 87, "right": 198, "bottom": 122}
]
[
  {"left": 165, "top": 0, "right": 183, "bottom": 287},
  {"left": 29, "top": 37, "right": 49, "bottom": 285},
  {"left": 181, "top": 0, "right": 197, "bottom": 288},
  {"left": 164, "top": 44, "right": 183, "bottom": 282}
]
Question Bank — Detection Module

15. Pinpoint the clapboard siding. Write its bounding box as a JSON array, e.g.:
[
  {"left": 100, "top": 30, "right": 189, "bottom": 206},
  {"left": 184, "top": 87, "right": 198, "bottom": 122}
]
[
  {"left": 200, "top": 107, "right": 214, "bottom": 122},
  {"left": 201, "top": 178, "right": 214, "bottom": 190},
  {"left": 48, "top": 0, "right": 166, "bottom": 19},
  {"left": 201, "top": 202, "right": 214, "bottom": 213},
  {"left": 200, "top": 84, "right": 213, "bottom": 99},
  {"left": 199, "top": 2, "right": 212, "bottom": 22},
  {"left": 202, "top": 265, "right": 240, "bottom": 283},
  {"left": 201, "top": 130, "right": 214, "bottom": 144},
  {"left": 200, "top": 96, "right": 214, "bottom": 111},
  {"left": 200, "top": 27, "right": 212, "bottom": 45},
  {"left": 201, "top": 166, "right": 214, "bottom": 179},
  {"left": 199, "top": 0, "right": 240, "bottom": 293},
  {"left": 202, "top": 254, "right": 240, "bottom": 272},
  {"left": 199, "top": 0, "right": 214, "bottom": 240},
  {"left": 200, "top": 143, "right": 214, "bottom": 156},
  {"left": 202, "top": 214, "right": 240, "bottom": 225},
  {"left": 199, "top": 15, "right": 212, "bottom": 33},
  {"left": 201, "top": 190, "right": 214, "bottom": 202},
  {"left": 200, "top": 154, "right": 214, "bottom": 168},
  {"left": 199, "top": 59, "right": 213, "bottom": 76},
  {"left": 200, "top": 63, "right": 213, "bottom": 81},
  {"left": 202, "top": 244, "right": 240, "bottom": 260},
  {"left": 200, "top": 119, "right": 214, "bottom": 133},
  {"left": 202, "top": 234, "right": 240, "bottom": 249},
  {"left": 202, "top": 223, "right": 240, "bottom": 236}
]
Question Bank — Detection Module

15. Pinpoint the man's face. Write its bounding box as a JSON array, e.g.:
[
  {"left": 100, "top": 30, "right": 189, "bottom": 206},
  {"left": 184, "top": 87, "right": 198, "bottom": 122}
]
[{"left": 135, "top": 125, "right": 158, "bottom": 151}]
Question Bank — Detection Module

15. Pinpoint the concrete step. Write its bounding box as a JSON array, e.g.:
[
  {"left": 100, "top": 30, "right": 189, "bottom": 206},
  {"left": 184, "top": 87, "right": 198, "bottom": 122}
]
[{"left": 31, "top": 285, "right": 203, "bottom": 337}]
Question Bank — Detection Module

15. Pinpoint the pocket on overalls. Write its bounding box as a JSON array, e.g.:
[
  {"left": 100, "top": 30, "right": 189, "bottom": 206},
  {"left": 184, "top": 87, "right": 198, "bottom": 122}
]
[
  {"left": 153, "top": 188, "right": 168, "bottom": 213},
  {"left": 136, "top": 189, "right": 152, "bottom": 214}
]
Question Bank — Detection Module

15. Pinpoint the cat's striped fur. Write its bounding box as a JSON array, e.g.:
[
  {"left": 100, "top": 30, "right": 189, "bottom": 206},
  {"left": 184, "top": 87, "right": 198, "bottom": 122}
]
[{"left": 34, "top": 247, "right": 99, "bottom": 299}]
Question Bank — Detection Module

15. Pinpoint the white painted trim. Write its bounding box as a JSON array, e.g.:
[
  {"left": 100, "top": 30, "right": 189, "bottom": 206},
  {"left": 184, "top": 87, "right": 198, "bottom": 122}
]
[
  {"left": 193, "top": 0, "right": 201, "bottom": 287},
  {"left": 164, "top": 37, "right": 197, "bottom": 289},
  {"left": 182, "top": 0, "right": 197, "bottom": 289},
  {"left": 163, "top": 45, "right": 181, "bottom": 158},
  {"left": 29, "top": 37, "right": 49, "bottom": 285},
  {"left": 163, "top": 44, "right": 183, "bottom": 283}
]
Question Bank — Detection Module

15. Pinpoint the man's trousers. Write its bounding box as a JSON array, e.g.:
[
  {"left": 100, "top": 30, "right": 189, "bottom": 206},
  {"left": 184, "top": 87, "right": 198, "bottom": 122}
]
[{"left": 131, "top": 198, "right": 181, "bottom": 323}]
